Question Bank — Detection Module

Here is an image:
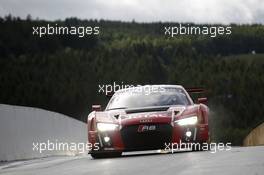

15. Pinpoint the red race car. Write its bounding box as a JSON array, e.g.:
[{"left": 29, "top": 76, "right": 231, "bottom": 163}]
[{"left": 87, "top": 85, "right": 209, "bottom": 158}]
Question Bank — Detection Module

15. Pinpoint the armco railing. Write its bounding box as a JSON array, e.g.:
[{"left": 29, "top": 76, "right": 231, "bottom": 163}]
[
  {"left": 243, "top": 122, "right": 264, "bottom": 146},
  {"left": 0, "top": 104, "right": 87, "bottom": 161}
]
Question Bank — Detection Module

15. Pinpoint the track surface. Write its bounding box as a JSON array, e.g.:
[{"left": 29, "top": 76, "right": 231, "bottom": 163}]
[{"left": 1, "top": 146, "right": 264, "bottom": 175}]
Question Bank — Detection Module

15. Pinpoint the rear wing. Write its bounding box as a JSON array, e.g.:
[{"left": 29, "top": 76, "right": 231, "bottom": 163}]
[
  {"left": 186, "top": 87, "right": 208, "bottom": 104},
  {"left": 186, "top": 87, "right": 206, "bottom": 94}
]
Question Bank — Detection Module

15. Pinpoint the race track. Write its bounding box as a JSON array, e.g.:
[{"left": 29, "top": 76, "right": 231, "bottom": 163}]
[{"left": 1, "top": 146, "right": 263, "bottom": 175}]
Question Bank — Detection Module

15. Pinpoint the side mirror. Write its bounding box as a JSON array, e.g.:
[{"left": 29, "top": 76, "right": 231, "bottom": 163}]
[
  {"left": 106, "top": 91, "right": 114, "bottom": 98},
  {"left": 92, "top": 105, "right": 102, "bottom": 111},
  {"left": 197, "top": 97, "right": 208, "bottom": 104}
]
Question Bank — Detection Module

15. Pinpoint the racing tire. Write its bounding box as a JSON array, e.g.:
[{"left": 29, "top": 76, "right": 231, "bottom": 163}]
[
  {"left": 90, "top": 152, "right": 122, "bottom": 159},
  {"left": 192, "top": 142, "right": 206, "bottom": 151}
]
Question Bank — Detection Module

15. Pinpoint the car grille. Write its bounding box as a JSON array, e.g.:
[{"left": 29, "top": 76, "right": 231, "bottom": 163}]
[{"left": 121, "top": 124, "right": 172, "bottom": 151}]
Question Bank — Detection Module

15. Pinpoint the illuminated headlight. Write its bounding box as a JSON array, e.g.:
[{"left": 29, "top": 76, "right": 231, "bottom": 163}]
[
  {"left": 175, "top": 116, "right": 198, "bottom": 126},
  {"left": 103, "top": 136, "right": 110, "bottom": 142},
  {"left": 185, "top": 131, "right": 192, "bottom": 137},
  {"left": 97, "top": 123, "right": 118, "bottom": 132}
]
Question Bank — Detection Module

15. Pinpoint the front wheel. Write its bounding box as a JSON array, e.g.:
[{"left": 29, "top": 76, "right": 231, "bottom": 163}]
[
  {"left": 192, "top": 142, "right": 205, "bottom": 151},
  {"left": 192, "top": 139, "right": 211, "bottom": 151},
  {"left": 90, "top": 152, "right": 122, "bottom": 159}
]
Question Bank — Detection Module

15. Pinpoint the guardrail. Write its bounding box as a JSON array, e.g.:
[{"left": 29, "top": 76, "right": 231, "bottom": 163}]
[
  {"left": 243, "top": 122, "right": 264, "bottom": 146},
  {"left": 0, "top": 104, "right": 87, "bottom": 161}
]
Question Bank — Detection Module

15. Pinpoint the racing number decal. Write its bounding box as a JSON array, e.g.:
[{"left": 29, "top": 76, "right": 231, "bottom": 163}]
[{"left": 137, "top": 125, "right": 156, "bottom": 132}]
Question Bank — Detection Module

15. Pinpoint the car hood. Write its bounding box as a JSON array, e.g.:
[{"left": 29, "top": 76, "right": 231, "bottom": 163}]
[
  {"left": 119, "top": 110, "right": 173, "bottom": 125},
  {"left": 95, "top": 105, "right": 198, "bottom": 126}
]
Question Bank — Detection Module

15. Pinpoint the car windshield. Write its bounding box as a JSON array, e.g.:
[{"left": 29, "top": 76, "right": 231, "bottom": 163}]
[{"left": 106, "top": 87, "right": 191, "bottom": 110}]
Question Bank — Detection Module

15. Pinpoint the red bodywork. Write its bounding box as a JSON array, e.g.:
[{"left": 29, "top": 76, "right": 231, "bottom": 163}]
[{"left": 87, "top": 85, "right": 209, "bottom": 154}]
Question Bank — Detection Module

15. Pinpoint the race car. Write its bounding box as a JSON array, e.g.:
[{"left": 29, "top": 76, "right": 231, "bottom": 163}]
[{"left": 87, "top": 85, "right": 209, "bottom": 158}]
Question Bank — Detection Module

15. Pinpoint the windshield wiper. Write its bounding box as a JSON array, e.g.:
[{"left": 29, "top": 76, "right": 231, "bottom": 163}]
[{"left": 107, "top": 107, "right": 127, "bottom": 111}]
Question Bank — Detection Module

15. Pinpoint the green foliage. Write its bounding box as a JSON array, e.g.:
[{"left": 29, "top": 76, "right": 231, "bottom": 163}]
[{"left": 0, "top": 16, "right": 264, "bottom": 145}]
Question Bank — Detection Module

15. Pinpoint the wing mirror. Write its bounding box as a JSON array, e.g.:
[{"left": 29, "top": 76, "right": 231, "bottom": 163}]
[
  {"left": 197, "top": 97, "right": 208, "bottom": 104},
  {"left": 106, "top": 91, "right": 114, "bottom": 98},
  {"left": 92, "top": 105, "right": 102, "bottom": 111}
]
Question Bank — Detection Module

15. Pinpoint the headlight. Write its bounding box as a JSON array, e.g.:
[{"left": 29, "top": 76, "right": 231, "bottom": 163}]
[
  {"left": 97, "top": 123, "right": 118, "bottom": 132},
  {"left": 175, "top": 116, "right": 198, "bottom": 126}
]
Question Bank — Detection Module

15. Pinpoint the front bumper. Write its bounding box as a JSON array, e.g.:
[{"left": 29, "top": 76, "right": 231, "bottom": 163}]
[{"left": 88, "top": 123, "right": 209, "bottom": 153}]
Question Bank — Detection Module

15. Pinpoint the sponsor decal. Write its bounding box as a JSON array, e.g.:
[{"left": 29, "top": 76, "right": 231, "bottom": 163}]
[
  {"left": 137, "top": 125, "right": 156, "bottom": 132},
  {"left": 140, "top": 119, "right": 153, "bottom": 123},
  {"left": 121, "top": 112, "right": 171, "bottom": 120}
]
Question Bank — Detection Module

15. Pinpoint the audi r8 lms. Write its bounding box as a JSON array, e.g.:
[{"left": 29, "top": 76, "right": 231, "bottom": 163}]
[{"left": 87, "top": 85, "right": 209, "bottom": 158}]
